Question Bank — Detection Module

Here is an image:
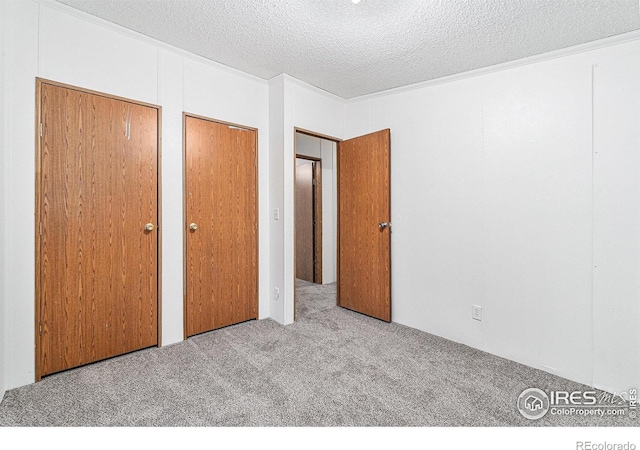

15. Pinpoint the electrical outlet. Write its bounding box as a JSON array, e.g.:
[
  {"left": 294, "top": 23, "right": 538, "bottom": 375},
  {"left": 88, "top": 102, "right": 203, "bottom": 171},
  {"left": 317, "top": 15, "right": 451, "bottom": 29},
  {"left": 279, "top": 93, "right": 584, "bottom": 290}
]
[
  {"left": 274, "top": 287, "right": 280, "bottom": 301},
  {"left": 472, "top": 305, "right": 482, "bottom": 321}
]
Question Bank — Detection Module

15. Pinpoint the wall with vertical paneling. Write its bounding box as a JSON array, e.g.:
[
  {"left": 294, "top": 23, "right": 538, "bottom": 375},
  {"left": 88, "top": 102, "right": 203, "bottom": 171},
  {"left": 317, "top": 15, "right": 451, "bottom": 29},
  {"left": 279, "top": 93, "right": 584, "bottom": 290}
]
[
  {"left": 2, "top": 0, "right": 639, "bottom": 398},
  {"left": 343, "top": 37, "right": 640, "bottom": 394},
  {"left": 1, "top": 0, "right": 270, "bottom": 390},
  {"left": 0, "top": 0, "right": 8, "bottom": 400}
]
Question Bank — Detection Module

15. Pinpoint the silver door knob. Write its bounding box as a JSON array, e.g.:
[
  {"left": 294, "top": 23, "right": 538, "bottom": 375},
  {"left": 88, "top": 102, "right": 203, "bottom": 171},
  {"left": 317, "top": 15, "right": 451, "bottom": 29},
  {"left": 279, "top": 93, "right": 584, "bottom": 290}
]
[
  {"left": 189, "top": 223, "right": 198, "bottom": 231},
  {"left": 379, "top": 222, "right": 389, "bottom": 230},
  {"left": 144, "top": 223, "right": 154, "bottom": 232}
]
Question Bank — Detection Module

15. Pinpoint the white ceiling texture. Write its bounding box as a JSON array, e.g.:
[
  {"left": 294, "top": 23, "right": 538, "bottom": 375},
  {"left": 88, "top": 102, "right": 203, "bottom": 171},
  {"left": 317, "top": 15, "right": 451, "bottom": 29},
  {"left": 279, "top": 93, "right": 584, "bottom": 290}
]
[{"left": 56, "top": 0, "right": 640, "bottom": 98}]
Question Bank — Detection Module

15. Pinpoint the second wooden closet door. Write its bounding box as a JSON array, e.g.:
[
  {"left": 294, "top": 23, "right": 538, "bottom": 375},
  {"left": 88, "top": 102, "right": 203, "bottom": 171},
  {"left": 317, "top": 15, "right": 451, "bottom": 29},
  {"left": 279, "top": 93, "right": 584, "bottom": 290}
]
[{"left": 185, "top": 116, "right": 258, "bottom": 336}]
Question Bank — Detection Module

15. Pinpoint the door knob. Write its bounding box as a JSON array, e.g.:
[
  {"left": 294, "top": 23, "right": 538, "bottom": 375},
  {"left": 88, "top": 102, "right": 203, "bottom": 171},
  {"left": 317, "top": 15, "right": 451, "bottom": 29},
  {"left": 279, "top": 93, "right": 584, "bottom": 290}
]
[
  {"left": 379, "top": 222, "right": 389, "bottom": 230},
  {"left": 144, "top": 223, "right": 155, "bottom": 232},
  {"left": 189, "top": 223, "right": 198, "bottom": 231}
]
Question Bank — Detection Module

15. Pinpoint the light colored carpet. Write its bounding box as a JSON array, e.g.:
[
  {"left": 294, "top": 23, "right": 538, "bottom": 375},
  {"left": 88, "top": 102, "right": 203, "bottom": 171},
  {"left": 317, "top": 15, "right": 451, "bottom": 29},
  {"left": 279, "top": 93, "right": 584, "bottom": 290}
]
[{"left": 0, "top": 280, "right": 634, "bottom": 426}]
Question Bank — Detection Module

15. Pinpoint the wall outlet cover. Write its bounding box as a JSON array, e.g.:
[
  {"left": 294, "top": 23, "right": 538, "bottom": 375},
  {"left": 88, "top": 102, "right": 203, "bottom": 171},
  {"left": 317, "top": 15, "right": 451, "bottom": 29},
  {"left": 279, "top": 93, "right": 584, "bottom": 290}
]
[{"left": 472, "top": 305, "right": 482, "bottom": 321}]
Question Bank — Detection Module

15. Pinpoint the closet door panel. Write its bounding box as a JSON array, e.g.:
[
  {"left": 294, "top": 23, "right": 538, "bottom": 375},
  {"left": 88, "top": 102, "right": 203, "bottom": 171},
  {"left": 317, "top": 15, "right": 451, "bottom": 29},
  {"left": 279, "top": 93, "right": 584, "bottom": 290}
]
[
  {"left": 38, "top": 81, "right": 158, "bottom": 377},
  {"left": 185, "top": 116, "right": 258, "bottom": 336}
]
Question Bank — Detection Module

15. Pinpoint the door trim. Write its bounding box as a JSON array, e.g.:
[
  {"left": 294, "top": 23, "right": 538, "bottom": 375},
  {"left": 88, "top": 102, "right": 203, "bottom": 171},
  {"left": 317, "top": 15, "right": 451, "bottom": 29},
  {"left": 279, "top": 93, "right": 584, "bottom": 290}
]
[
  {"left": 35, "top": 78, "right": 163, "bottom": 381},
  {"left": 293, "top": 128, "right": 341, "bottom": 321},
  {"left": 182, "top": 112, "right": 259, "bottom": 340}
]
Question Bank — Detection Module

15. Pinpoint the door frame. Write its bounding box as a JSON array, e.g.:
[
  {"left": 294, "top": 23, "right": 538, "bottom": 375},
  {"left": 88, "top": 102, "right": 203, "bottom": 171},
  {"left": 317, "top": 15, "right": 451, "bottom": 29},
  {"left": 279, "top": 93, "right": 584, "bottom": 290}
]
[
  {"left": 182, "top": 112, "right": 260, "bottom": 339},
  {"left": 293, "top": 128, "right": 341, "bottom": 320},
  {"left": 35, "top": 78, "right": 163, "bottom": 381},
  {"left": 295, "top": 154, "right": 322, "bottom": 284}
]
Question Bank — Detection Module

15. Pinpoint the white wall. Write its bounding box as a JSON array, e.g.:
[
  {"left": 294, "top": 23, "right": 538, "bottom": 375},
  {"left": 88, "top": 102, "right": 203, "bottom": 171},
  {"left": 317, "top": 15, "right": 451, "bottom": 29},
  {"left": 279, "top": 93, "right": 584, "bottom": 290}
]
[
  {"left": 295, "top": 133, "right": 337, "bottom": 284},
  {"left": 4, "top": 0, "right": 39, "bottom": 391},
  {"left": 270, "top": 76, "right": 344, "bottom": 325},
  {"left": 593, "top": 52, "right": 640, "bottom": 395},
  {"left": 157, "top": 49, "right": 184, "bottom": 346},
  {"left": 322, "top": 137, "right": 338, "bottom": 283},
  {"left": 2, "top": 0, "right": 270, "bottom": 389},
  {"left": 0, "top": 0, "right": 8, "bottom": 401},
  {"left": 268, "top": 75, "right": 286, "bottom": 324},
  {"left": 344, "top": 36, "right": 640, "bottom": 394}
]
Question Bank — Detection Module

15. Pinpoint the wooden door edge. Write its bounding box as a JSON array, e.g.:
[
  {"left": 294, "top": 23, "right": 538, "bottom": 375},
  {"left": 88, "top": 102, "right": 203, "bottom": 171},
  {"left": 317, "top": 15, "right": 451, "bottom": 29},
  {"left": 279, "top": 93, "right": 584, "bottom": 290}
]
[
  {"left": 313, "top": 160, "right": 323, "bottom": 285},
  {"left": 35, "top": 78, "right": 161, "bottom": 109},
  {"left": 336, "top": 141, "right": 341, "bottom": 309},
  {"left": 253, "top": 127, "right": 259, "bottom": 322},
  {"left": 385, "top": 129, "right": 392, "bottom": 323},
  {"left": 183, "top": 112, "right": 258, "bottom": 132},
  {"left": 182, "top": 113, "right": 189, "bottom": 340},
  {"left": 156, "top": 106, "right": 163, "bottom": 348},
  {"left": 34, "top": 79, "right": 43, "bottom": 381}
]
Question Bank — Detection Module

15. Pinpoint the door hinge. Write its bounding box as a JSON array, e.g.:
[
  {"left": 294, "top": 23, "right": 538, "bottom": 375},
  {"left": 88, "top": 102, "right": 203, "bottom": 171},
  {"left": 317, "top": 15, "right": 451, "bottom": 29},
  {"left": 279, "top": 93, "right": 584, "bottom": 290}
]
[
  {"left": 39, "top": 322, "right": 42, "bottom": 336},
  {"left": 39, "top": 222, "right": 42, "bottom": 236},
  {"left": 312, "top": 179, "right": 316, "bottom": 186},
  {"left": 39, "top": 123, "right": 43, "bottom": 137}
]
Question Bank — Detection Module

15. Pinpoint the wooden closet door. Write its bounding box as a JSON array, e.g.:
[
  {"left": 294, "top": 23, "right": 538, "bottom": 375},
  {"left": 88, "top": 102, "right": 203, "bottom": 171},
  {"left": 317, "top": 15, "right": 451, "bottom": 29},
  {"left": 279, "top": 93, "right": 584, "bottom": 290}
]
[
  {"left": 185, "top": 116, "right": 258, "bottom": 337},
  {"left": 38, "top": 82, "right": 158, "bottom": 378}
]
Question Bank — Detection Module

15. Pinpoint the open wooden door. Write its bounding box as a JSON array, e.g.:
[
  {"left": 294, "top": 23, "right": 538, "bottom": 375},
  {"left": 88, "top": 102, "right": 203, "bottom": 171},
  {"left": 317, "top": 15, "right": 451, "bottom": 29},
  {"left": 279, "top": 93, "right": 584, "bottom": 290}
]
[
  {"left": 184, "top": 115, "right": 258, "bottom": 337},
  {"left": 37, "top": 80, "right": 159, "bottom": 379},
  {"left": 337, "top": 129, "right": 391, "bottom": 322}
]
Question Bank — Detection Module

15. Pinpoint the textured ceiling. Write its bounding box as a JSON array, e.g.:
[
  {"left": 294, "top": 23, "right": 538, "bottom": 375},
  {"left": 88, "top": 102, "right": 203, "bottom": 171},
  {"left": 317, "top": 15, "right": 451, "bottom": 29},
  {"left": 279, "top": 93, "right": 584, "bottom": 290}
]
[{"left": 55, "top": 0, "right": 640, "bottom": 98}]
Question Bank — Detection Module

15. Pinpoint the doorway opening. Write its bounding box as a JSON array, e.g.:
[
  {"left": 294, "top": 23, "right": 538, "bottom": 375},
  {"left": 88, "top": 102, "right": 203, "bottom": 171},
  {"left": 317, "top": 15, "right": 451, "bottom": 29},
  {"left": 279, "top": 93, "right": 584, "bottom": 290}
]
[
  {"left": 295, "top": 155, "right": 322, "bottom": 284},
  {"left": 292, "top": 128, "right": 392, "bottom": 323},
  {"left": 294, "top": 130, "right": 339, "bottom": 319}
]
